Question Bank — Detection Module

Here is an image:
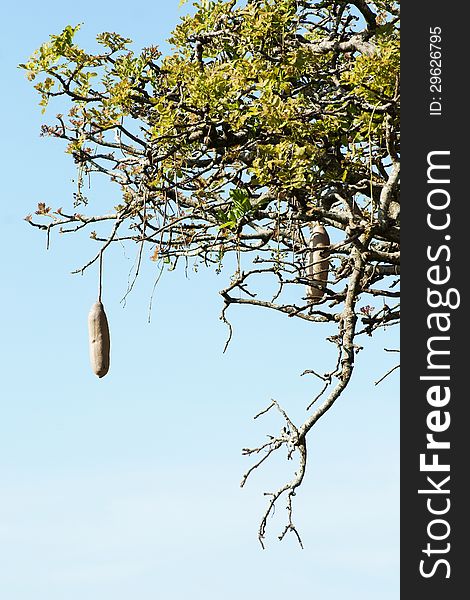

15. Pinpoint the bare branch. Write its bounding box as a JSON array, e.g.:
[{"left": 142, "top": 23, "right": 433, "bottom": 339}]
[{"left": 374, "top": 363, "right": 400, "bottom": 386}]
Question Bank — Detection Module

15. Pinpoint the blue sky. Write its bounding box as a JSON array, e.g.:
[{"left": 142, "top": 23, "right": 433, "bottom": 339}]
[{"left": 0, "top": 2, "right": 399, "bottom": 598}]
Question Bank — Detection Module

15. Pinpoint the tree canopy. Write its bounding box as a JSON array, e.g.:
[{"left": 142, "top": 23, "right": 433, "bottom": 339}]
[{"left": 21, "top": 0, "right": 400, "bottom": 546}]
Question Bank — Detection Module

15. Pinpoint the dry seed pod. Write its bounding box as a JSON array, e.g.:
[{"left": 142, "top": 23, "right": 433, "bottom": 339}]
[
  {"left": 88, "top": 301, "right": 110, "bottom": 378},
  {"left": 306, "top": 224, "right": 330, "bottom": 303}
]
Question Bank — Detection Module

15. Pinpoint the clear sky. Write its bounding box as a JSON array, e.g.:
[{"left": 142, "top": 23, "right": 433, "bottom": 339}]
[{"left": 0, "top": 2, "right": 399, "bottom": 598}]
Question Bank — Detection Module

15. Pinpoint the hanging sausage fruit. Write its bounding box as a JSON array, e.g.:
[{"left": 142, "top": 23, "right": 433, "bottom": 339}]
[
  {"left": 88, "top": 251, "right": 110, "bottom": 378},
  {"left": 306, "top": 223, "right": 330, "bottom": 303}
]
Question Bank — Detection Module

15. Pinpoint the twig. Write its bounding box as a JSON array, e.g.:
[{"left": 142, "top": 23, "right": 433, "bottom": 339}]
[{"left": 374, "top": 363, "right": 399, "bottom": 386}]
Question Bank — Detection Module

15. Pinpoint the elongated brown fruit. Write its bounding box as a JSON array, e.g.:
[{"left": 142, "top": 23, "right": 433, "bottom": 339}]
[
  {"left": 88, "top": 301, "right": 110, "bottom": 378},
  {"left": 306, "top": 224, "right": 330, "bottom": 303}
]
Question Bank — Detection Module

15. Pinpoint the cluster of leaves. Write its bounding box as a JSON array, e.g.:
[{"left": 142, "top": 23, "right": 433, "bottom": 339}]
[
  {"left": 22, "top": 0, "right": 400, "bottom": 546},
  {"left": 216, "top": 189, "right": 253, "bottom": 230}
]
